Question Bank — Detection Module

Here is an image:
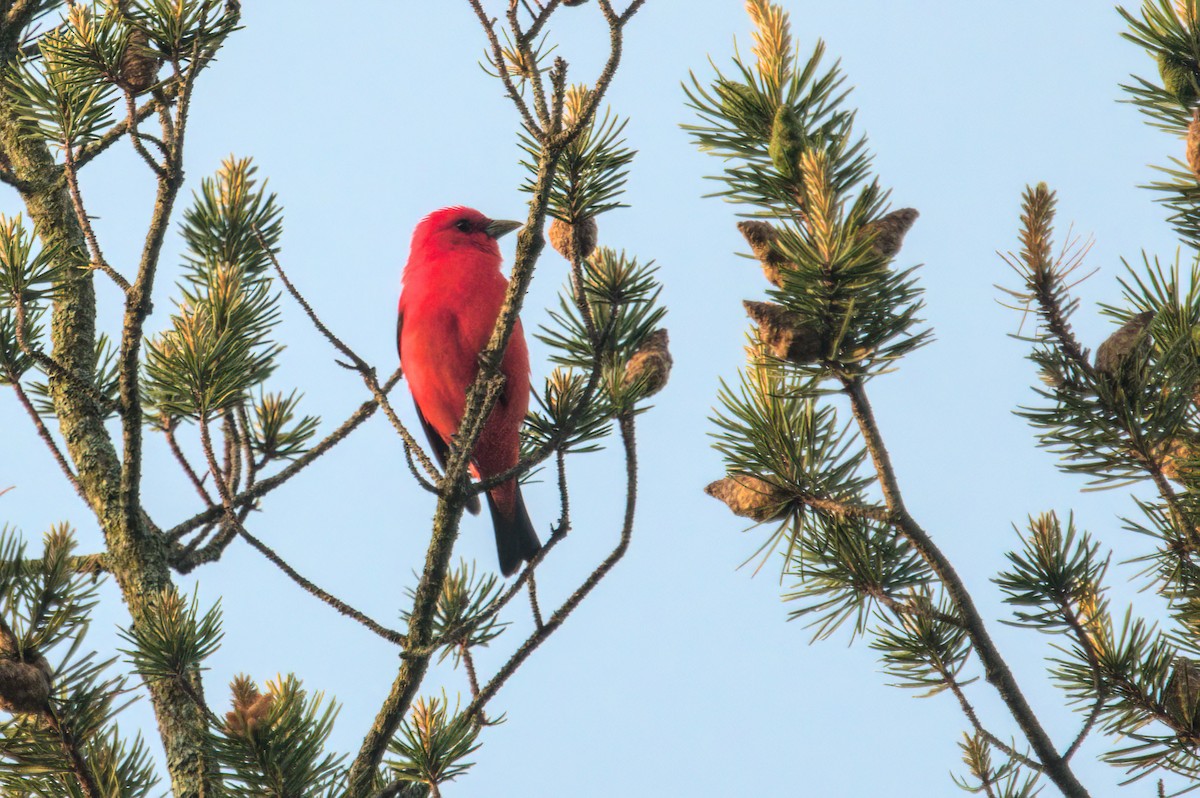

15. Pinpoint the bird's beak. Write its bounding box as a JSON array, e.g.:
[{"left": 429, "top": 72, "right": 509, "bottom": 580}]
[{"left": 485, "top": 219, "right": 522, "bottom": 239}]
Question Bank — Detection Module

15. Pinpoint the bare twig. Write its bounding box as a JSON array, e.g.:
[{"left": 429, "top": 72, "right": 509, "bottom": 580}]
[
  {"left": 945, "top": 669, "right": 1044, "bottom": 772},
  {"left": 464, "top": 412, "right": 637, "bottom": 719},
  {"left": 73, "top": 91, "right": 170, "bottom": 169},
  {"left": 62, "top": 146, "right": 131, "bottom": 291},
  {"left": 8, "top": 372, "right": 88, "bottom": 504},
  {"left": 164, "top": 368, "right": 402, "bottom": 542},
  {"left": 253, "top": 227, "right": 442, "bottom": 483},
  {"left": 197, "top": 414, "right": 406, "bottom": 646},
  {"left": 466, "top": 0, "right": 542, "bottom": 137},
  {"left": 164, "top": 421, "right": 215, "bottom": 505},
  {"left": 527, "top": 570, "right": 544, "bottom": 629}
]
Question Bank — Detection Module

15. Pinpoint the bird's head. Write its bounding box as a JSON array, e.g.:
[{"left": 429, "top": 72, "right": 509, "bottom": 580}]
[{"left": 411, "top": 206, "right": 522, "bottom": 260}]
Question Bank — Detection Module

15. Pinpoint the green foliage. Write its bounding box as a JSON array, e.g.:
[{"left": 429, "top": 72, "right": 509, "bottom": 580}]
[
  {"left": 248, "top": 390, "right": 320, "bottom": 461},
  {"left": 870, "top": 589, "right": 971, "bottom": 697},
  {"left": 0, "top": 526, "right": 159, "bottom": 797},
  {"left": 683, "top": 39, "right": 871, "bottom": 215},
  {"left": 0, "top": 213, "right": 64, "bottom": 308},
  {"left": 401, "top": 560, "right": 506, "bottom": 664},
  {"left": 213, "top": 674, "right": 344, "bottom": 798},
  {"left": 385, "top": 693, "right": 480, "bottom": 792},
  {"left": 129, "top": 0, "right": 239, "bottom": 64},
  {"left": 524, "top": 367, "right": 613, "bottom": 455},
  {"left": 144, "top": 157, "right": 286, "bottom": 420},
  {"left": 784, "top": 513, "right": 932, "bottom": 641},
  {"left": 118, "top": 587, "right": 222, "bottom": 684},
  {"left": 519, "top": 101, "right": 636, "bottom": 222},
  {"left": 953, "top": 735, "right": 1041, "bottom": 798}
]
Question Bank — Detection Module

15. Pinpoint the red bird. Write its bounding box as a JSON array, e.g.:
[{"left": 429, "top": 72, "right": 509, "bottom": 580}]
[{"left": 397, "top": 207, "right": 541, "bottom": 576}]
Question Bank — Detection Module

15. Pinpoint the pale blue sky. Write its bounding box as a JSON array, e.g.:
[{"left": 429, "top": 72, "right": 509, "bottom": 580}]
[{"left": 0, "top": 2, "right": 1190, "bottom": 795}]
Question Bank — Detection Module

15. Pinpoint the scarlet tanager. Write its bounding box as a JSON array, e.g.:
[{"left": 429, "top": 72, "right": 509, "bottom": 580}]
[{"left": 397, "top": 207, "right": 542, "bottom": 576}]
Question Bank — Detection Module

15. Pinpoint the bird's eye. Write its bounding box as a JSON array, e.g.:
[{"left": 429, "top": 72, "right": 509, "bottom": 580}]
[{"left": 455, "top": 219, "right": 473, "bottom": 232}]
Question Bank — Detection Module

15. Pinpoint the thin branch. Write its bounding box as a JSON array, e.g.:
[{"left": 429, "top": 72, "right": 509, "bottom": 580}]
[
  {"left": 197, "top": 413, "right": 406, "bottom": 647},
  {"left": 253, "top": 227, "right": 442, "bottom": 483},
  {"left": 842, "top": 375, "right": 1089, "bottom": 798},
  {"left": 527, "top": 570, "right": 544, "bottom": 629},
  {"left": 1059, "top": 603, "right": 1107, "bottom": 761},
  {"left": 122, "top": 92, "right": 168, "bottom": 178},
  {"left": 464, "top": 412, "right": 637, "bottom": 719},
  {"left": 164, "top": 421, "right": 214, "bottom": 505},
  {"left": 73, "top": 91, "right": 169, "bottom": 169},
  {"left": 164, "top": 368, "right": 403, "bottom": 543},
  {"left": 62, "top": 145, "right": 131, "bottom": 292},
  {"left": 466, "top": 0, "right": 542, "bottom": 138},
  {"left": 8, "top": 373, "right": 88, "bottom": 504},
  {"left": 506, "top": 1, "right": 551, "bottom": 128},
  {"left": 945, "top": 671, "right": 1044, "bottom": 772}
]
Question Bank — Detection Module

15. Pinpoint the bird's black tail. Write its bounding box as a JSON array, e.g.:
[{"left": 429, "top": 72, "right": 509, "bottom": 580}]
[{"left": 487, "top": 484, "right": 541, "bottom": 577}]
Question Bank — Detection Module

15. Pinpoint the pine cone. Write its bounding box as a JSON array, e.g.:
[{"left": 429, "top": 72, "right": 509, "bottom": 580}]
[
  {"left": 859, "top": 208, "right": 919, "bottom": 260},
  {"left": 1094, "top": 311, "right": 1155, "bottom": 376},
  {"left": 1165, "top": 657, "right": 1200, "bottom": 735},
  {"left": 119, "top": 29, "right": 161, "bottom": 94},
  {"left": 743, "top": 300, "right": 825, "bottom": 363},
  {"left": 0, "top": 654, "right": 52, "bottom": 714},
  {"left": 548, "top": 216, "right": 598, "bottom": 261},
  {"left": 704, "top": 475, "right": 790, "bottom": 522},
  {"left": 737, "top": 220, "right": 792, "bottom": 287},
  {"left": 621, "top": 329, "right": 672, "bottom": 397}
]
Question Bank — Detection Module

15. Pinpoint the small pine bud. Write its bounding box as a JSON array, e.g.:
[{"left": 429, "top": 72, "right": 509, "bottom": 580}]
[
  {"left": 743, "top": 300, "right": 825, "bottom": 363},
  {"left": 1188, "top": 110, "right": 1200, "bottom": 179},
  {"left": 737, "top": 220, "right": 792, "bottom": 287},
  {"left": 119, "top": 29, "right": 161, "bottom": 94},
  {"left": 1159, "top": 50, "right": 1200, "bottom": 107},
  {"left": 768, "top": 103, "right": 804, "bottom": 180},
  {"left": 563, "top": 83, "right": 593, "bottom": 128},
  {"left": 1094, "top": 311, "right": 1155, "bottom": 375},
  {"left": 859, "top": 208, "right": 919, "bottom": 260},
  {"left": 548, "top": 216, "right": 598, "bottom": 261},
  {"left": 0, "top": 654, "right": 52, "bottom": 714},
  {"left": 704, "top": 475, "right": 790, "bottom": 522},
  {"left": 622, "top": 329, "right": 672, "bottom": 397},
  {"left": 1165, "top": 657, "right": 1200, "bottom": 733},
  {"left": 225, "top": 675, "right": 275, "bottom": 737}
]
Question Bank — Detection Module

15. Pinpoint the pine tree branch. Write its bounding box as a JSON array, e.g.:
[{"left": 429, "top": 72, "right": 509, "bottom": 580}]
[
  {"left": 506, "top": 1, "right": 551, "bottom": 129},
  {"left": 62, "top": 145, "right": 131, "bottom": 292},
  {"left": 466, "top": 0, "right": 542, "bottom": 138},
  {"left": 464, "top": 412, "right": 637, "bottom": 719},
  {"left": 164, "top": 368, "right": 402, "bottom": 543},
  {"left": 254, "top": 227, "right": 442, "bottom": 484},
  {"left": 841, "top": 375, "right": 1091, "bottom": 798},
  {"left": 197, "top": 414, "right": 407, "bottom": 646},
  {"left": 527, "top": 569, "right": 544, "bottom": 629},
  {"left": 8, "top": 372, "right": 88, "bottom": 505},
  {"left": 44, "top": 707, "right": 102, "bottom": 798},
  {"left": 73, "top": 91, "right": 171, "bottom": 170}
]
